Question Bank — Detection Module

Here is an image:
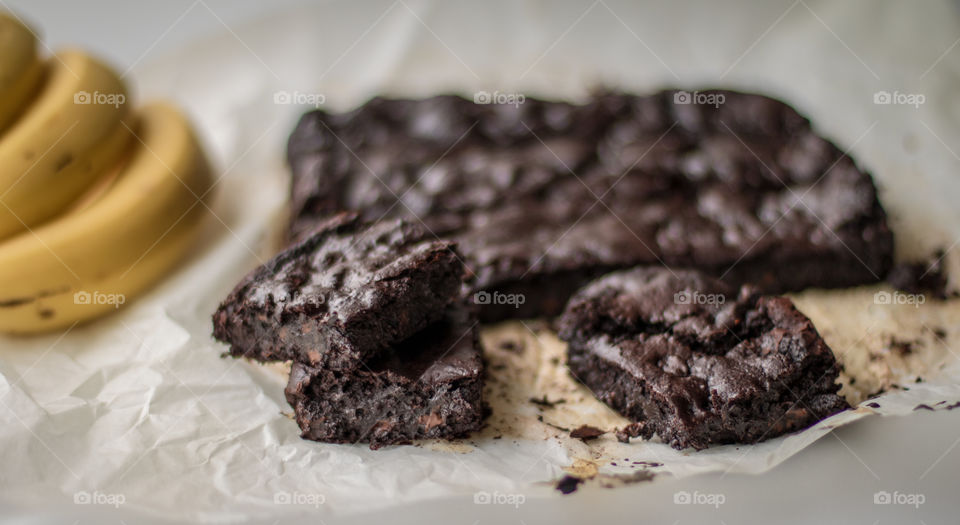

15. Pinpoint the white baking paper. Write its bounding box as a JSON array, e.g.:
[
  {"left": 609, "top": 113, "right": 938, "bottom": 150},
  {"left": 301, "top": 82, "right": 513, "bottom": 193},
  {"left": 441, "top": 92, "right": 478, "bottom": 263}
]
[{"left": 2, "top": 0, "right": 960, "bottom": 522}]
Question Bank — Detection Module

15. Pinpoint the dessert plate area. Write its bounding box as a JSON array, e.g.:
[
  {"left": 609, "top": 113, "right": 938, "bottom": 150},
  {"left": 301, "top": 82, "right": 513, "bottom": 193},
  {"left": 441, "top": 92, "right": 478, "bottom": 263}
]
[{"left": 1, "top": 1, "right": 959, "bottom": 523}]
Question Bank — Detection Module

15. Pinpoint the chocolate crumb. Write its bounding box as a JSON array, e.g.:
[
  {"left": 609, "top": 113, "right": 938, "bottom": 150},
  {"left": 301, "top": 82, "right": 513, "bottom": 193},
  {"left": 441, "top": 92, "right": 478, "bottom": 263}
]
[
  {"left": 945, "top": 402, "right": 960, "bottom": 410},
  {"left": 866, "top": 402, "right": 881, "bottom": 409},
  {"left": 890, "top": 339, "right": 916, "bottom": 356},
  {"left": 569, "top": 425, "right": 604, "bottom": 441},
  {"left": 615, "top": 422, "right": 644, "bottom": 443},
  {"left": 914, "top": 404, "right": 934, "bottom": 411},
  {"left": 556, "top": 475, "right": 583, "bottom": 495},
  {"left": 498, "top": 340, "right": 524, "bottom": 353},
  {"left": 529, "top": 395, "right": 566, "bottom": 409}
]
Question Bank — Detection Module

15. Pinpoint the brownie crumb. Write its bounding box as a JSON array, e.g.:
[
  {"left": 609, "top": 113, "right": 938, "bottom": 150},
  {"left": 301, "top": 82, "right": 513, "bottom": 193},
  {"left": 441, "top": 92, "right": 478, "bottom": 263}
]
[
  {"left": 569, "top": 425, "right": 605, "bottom": 441},
  {"left": 615, "top": 423, "right": 645, "bottom": 443},
  {"left": 945, "top": 402, "right": 960, "bottom": 410},
  {"left": 914, "top": 404, "right": 935, "bottom": 411},
  {"left": 529, "top": 396, "right": 566, "bottom": 409},
  {"left": 889, "top": 339, "right": 916, "bottom": 356},
  {"left": 556, "top": 475, "right": 584, "bottom": 495},
  {"left": 498, "top": 340, "right": 524, "bottom": 353}
]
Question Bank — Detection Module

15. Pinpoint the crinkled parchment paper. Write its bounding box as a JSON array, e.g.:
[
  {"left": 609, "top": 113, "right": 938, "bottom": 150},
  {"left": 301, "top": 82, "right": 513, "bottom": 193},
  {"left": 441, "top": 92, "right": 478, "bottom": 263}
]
[{"left": 2, "top": 0, "right": 960, "bottom": 521}]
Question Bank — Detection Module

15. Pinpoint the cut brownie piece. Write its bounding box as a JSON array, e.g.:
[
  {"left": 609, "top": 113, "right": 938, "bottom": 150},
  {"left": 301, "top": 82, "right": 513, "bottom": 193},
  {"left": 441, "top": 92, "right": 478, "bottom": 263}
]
[
  {"left": 285, "top": 305, "right": 483, "bottom": 448},
  {"left": 212, "top": 213, "right": 463, "bottom": 370},
  {"left": 287, "top": 90, "right": 893, "bottom": 320},
  {"left": 557, "top": 267, "right": 849, "bottom": 450}
]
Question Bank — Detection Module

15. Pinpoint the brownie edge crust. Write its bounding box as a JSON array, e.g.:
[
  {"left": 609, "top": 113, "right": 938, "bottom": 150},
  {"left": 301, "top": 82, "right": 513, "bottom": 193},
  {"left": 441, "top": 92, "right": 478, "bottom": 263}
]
[{"left": 558, "top": 267, "right": 849, "bottom": 450}]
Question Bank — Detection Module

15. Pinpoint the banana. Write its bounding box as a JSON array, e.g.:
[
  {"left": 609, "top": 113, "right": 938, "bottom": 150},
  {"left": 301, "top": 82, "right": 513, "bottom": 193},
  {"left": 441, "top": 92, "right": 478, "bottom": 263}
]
[
  {"left": 0, "top": 12, "right": 43, "bottom": 134},
  {"left": 0, "top": 49, "right": 132, "bottom": 241},
  {"left": 0, "top": 102, "right": 213, "bottom": 334}
]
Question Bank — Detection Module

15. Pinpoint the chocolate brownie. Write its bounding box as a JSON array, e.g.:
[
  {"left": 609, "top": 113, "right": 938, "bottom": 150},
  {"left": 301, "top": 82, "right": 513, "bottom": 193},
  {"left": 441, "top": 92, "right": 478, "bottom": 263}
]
[
  {"left": 557, "top": 267, "right": 849, "bottom": 450},
  {"left": 212, "top": 213, "right": 463, "bottom": 370},
  {"left": 287, "top": 90, "right": 893, "bottom": 320},
  {"left": 285, "top": 305, "right": 483, "bottom": 448}
]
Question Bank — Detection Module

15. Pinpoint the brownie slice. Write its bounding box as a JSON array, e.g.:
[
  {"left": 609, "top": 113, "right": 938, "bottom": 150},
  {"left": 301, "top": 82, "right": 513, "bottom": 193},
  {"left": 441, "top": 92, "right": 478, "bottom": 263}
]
[
  {"left": 212, "top": 213, "right": 463, "bottom": 370},
  {"left": 557, "top": 267, "right": 849, "bottom": 450},
  {"left": 287, "top": 90, "right": 893, "bottom": 321},
  {"left": 285, "top": 305, "right": 483, "bottom": 448}
]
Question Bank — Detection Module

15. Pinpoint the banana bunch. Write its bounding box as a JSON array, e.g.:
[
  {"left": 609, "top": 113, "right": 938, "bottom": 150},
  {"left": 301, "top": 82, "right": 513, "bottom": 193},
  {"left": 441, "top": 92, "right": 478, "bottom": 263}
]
[{"left": 0, "top": 13, "right": 214, "bottom": 334}]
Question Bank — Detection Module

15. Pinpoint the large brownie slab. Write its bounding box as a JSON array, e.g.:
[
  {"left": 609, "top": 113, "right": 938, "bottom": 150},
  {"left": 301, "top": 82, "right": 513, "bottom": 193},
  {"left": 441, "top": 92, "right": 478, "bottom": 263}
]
[
  {"left": 557, "top": 267, "right": 849, "bottom": 450},
  {"left": 287, "top": 90, "right": 893, "bottom": 320},
  {"left": 285, "top": 305, "right": 483, "bottom": 448},
  {"left": 212, "top": 213, "right": 463, "bottom": 370}
]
